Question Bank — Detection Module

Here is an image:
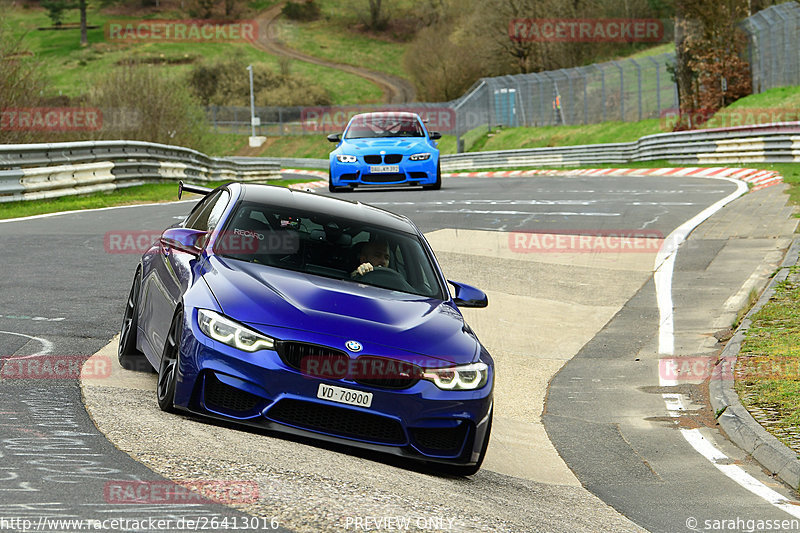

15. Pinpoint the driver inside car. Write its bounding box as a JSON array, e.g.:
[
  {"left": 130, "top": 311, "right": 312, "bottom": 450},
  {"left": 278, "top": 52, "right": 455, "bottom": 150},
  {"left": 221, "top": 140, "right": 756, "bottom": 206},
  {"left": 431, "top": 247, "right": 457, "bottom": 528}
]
[{"left": 351, "top": 240, "right": 390, "bottom": 278}]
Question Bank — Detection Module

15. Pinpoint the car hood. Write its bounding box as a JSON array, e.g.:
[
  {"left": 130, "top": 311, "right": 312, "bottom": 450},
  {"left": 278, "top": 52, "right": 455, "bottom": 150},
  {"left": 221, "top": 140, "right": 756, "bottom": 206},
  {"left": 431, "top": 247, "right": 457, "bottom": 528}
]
[
  {"left": 203, "top": 256, "right": 477, "bottom": 364},
  {"left": 341, "top": 138, "right": 431, "bottom": 152}
]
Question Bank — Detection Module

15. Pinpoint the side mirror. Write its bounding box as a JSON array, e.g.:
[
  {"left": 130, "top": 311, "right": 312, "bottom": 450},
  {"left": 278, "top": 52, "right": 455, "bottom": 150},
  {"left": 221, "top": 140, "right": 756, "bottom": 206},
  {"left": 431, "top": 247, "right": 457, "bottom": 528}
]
[
  {"left": 429, "top": 131, "right": 442, "bottom": 140},
  {"left": 448, "top": 280, "right": 488, "bottom": 308},
  {"left": 327, "top": 133, "right": 342, "bottom": 143},
  {"left": 160, "top": 227, "right": 208, "bottom": 256}
]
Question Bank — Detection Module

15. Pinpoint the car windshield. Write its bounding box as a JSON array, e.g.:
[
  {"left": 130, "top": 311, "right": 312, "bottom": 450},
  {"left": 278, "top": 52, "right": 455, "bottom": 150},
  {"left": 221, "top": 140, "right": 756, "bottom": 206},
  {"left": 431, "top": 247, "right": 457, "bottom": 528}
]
[
  {"left": 215, "top": 201, "right": 444, "bottom": 299},
  {"left": 345, "top": 115, "right": 425, "bottom": 139}
]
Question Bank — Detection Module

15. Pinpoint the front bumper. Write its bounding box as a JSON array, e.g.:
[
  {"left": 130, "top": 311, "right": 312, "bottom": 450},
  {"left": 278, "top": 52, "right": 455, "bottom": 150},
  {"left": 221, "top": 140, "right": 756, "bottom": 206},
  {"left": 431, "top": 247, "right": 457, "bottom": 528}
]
[
  {"left": 330, "top": 156, "right": 438, "bottom": 187},
  {"left": 173, "top": 314, "right": 493, "bottom": 466}
]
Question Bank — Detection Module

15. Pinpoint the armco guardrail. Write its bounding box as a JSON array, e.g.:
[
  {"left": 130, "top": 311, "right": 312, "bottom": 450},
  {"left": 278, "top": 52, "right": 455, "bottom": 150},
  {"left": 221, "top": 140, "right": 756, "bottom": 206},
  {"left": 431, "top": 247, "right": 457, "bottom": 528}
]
[
  {"left": 0, "top": 140, "right": 280, "bottom": 203},
  {"left": 440, "top": 122, "right": 800, "bottom": 171}
]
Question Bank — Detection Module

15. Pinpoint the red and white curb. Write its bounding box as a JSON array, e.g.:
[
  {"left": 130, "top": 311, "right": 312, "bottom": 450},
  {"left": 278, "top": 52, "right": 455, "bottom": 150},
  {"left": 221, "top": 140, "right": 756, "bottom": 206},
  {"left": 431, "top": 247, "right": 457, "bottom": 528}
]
[
  {"left": 288, "top": 180, "right": 327, "bottom": 191},
  {"left": 443, "top": 167, "right": 783, "bottom": 191},
  {"left": 281, "top": 169, "right": 328, "bottom": 191},
  {"left": 282, "top": 167, "right": 784, "bottom": 192}
]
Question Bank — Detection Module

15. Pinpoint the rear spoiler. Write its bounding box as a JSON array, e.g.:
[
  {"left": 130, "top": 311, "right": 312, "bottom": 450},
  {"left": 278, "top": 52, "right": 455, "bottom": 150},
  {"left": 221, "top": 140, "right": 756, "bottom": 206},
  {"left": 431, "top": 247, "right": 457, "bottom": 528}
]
[{"left": 178, "top": 181, "right": 212, "bottom": 199}]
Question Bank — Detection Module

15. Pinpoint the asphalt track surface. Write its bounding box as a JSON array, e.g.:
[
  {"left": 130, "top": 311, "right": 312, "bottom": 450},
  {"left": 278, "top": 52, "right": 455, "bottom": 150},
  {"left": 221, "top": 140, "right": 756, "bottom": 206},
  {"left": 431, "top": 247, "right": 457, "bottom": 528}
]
[{"left": 0, "top": 175, "right": 796, "bottom": 532}]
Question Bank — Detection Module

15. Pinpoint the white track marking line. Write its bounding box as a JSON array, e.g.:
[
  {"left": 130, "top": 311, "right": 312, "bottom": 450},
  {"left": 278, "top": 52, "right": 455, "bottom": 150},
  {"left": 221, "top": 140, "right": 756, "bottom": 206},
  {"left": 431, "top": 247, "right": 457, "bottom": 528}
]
[
  {"left": 0, "top": 331, "right": 53, "bottom": 357},
  {"left": 0, "top": 200, "right": 196, "bottom": 224},
  {"left": 682, "top": 428, "right": 800, "bottom": 518},
  {"left": 654, "top": 177, "right": 748, "bottom": 355},
  {"left": 656, "top": 176, "right": 800, "bottom": 515}
]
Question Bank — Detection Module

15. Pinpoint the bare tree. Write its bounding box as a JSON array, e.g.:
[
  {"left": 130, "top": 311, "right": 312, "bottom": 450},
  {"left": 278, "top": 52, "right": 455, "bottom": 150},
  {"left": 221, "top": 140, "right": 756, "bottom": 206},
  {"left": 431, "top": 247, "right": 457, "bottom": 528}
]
[
  {"left": 402, "top": 0, "right": 491, "bottom": 100},
  {"left": 367, "top": 0, "right": 389, "bottom": 30},
  {"left": 79, "top": 0, "right": 88, "bottom": 46},
  {"left": 345, "top": 0, "right": 391, "bottom": 30},
  {"left": 673, "top": 0, "right": 751, "bottom": 127}
]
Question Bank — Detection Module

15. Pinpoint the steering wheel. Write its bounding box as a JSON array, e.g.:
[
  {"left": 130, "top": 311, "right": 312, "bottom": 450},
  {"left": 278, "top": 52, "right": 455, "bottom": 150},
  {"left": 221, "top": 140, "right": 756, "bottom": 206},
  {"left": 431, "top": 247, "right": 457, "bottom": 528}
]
[{"left": 359, "top": 266, "right": 415, "bottom": 292}]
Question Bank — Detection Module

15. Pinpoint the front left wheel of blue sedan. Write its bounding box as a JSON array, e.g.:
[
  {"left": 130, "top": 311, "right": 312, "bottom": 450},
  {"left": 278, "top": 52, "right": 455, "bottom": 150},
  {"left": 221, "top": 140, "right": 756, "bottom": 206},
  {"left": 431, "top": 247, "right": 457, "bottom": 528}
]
[{"left": 157, "top": 309, "right": 183, "bottom": 413}]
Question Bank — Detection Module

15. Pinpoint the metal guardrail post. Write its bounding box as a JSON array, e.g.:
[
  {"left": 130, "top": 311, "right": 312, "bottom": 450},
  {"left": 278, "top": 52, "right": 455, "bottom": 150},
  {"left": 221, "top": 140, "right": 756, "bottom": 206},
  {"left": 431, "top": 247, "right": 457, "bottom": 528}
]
[
  {"left": 647, "top": 56, "right": 662, "bottom": 117},
  {"left": 612, "top": 61, "right": 624, "bottom": 122},
  {"left": 632, "top": 58, "right": 643, "bottom": 122},
  {"left": 597, "top": 65, "right": 607, "bottom": 123}
]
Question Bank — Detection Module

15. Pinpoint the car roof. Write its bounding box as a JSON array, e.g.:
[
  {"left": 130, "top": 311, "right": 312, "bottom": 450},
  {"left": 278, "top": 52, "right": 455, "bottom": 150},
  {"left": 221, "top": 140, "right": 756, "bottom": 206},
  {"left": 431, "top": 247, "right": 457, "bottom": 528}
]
[
  {"left": 349, "top": 111, "right": 420, "bottom": 120},
  {"left": 235, "top": 183, "right": 418, "bottom": 234}
]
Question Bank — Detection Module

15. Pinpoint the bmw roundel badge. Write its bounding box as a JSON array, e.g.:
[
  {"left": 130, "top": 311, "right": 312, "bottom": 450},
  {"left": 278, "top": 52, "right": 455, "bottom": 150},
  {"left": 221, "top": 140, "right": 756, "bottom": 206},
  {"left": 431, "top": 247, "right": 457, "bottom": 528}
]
[{"left": 345, "top": 340, "right": 363, "bottom": 353}]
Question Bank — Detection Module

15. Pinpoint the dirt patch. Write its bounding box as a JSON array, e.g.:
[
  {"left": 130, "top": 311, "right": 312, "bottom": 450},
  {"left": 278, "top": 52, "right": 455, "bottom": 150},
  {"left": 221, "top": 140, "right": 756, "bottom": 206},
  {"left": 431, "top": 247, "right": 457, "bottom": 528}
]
[{"left": 640, "top": 383, "right": 720, "bottom": 431}]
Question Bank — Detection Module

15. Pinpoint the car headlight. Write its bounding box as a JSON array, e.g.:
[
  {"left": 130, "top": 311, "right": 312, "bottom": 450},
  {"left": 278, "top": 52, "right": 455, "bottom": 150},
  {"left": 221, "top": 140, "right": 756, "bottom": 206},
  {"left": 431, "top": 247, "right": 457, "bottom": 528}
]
[
  {"left": 422, "top": 362, "right": 489, "bottom": 390},
  {"left": 410, "top": 153, "right": 431, "bottom": 161},
  {"left": 197, "top": 309, "right": 275, "bottom": 352},
  {"left": 336, "top": 154, "right": 357, "bottom": 163}
]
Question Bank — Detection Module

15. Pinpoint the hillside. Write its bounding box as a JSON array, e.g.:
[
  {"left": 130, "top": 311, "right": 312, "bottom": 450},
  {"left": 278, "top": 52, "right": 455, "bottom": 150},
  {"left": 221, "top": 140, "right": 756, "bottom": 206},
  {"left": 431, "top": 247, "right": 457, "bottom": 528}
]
[
  {"left": 3, "top": 1, "right": 385, "bottom": 104},
  {"left": 4, "top": 0, "right": 679, "bottom": 108}
]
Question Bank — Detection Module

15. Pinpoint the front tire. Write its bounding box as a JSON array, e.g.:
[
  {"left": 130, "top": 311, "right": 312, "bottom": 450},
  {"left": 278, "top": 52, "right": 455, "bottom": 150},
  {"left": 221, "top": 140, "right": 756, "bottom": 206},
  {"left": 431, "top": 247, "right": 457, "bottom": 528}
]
[
  {"left": 423, "top": 161, "right": 442, "bottom": 191},
  {"left": 329, "top": 169, "right": 341, "bottom": 192},
  {"left": 119, "top": 269, "right": 151, "bottom": 372},
  {"left": 328, "top": 169, "right": 354, "bottom": 193},
  {"left": 157, "top": 309, "right": 183, "bottom": 413}
]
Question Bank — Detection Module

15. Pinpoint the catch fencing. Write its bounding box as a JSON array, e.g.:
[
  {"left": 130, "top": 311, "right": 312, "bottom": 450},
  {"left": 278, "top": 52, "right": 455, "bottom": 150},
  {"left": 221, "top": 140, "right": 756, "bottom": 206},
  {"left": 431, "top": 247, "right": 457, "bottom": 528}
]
[{"left": 742, "top": 1, "right": 800, "bottom": 93}]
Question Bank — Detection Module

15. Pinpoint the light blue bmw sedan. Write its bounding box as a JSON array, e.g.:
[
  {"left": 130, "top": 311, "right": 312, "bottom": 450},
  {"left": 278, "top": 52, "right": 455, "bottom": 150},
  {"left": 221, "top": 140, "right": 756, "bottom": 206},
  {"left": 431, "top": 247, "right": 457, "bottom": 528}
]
[{"left": 327, "top": 111, "right": 442, "bottom": 192}]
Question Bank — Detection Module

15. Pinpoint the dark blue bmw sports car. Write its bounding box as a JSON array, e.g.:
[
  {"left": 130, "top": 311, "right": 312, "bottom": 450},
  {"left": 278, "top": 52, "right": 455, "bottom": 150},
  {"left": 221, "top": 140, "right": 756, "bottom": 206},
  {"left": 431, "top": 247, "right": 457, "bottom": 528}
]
[
  {"left": 119, "top": 182, "right": 493, "bottom": 474},
  {"left": 327, "top": 111, "right": 442, "bottom": 192}
]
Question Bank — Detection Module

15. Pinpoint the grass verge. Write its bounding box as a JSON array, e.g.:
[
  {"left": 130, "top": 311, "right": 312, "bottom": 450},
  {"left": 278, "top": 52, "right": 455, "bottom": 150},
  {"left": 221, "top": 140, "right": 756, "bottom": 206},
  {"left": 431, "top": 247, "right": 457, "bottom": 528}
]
[
  {"left": 0, "top": 178, "right": 311, "bottom": 220},
  {"left": 735, "top": 265, "right": 800, "bottom": 448}
]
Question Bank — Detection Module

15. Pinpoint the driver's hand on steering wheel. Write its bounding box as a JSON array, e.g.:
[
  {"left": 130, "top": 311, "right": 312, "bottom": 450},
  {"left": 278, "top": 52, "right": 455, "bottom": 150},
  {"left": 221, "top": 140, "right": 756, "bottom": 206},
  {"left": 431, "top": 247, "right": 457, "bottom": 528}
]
[{"left": 351, "top": 262, "right": 374, "bottom": 278}]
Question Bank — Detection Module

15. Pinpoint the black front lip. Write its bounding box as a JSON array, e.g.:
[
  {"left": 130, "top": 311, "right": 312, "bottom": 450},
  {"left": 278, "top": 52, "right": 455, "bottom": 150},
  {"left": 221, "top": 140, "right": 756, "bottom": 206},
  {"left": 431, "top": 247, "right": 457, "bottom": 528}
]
[{"left": 173, "top": 402, "right": 483, "bottom": 467}]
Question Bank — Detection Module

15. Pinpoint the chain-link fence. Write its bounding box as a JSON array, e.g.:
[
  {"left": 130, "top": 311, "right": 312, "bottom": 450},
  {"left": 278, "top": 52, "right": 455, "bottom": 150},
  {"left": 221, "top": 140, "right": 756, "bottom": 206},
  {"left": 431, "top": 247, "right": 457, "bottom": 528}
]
[
  {"left": 208, "top": 103, "right": 455, "bottom": 137},
  {"left": 449, "top": 52, "right": 678, "bottom": 138},
  {"left": 742, "top": 1, "right": 800, "bottom": 94},
  {"left": 207, "top": 2, "right": 800, "bottom": 150}
]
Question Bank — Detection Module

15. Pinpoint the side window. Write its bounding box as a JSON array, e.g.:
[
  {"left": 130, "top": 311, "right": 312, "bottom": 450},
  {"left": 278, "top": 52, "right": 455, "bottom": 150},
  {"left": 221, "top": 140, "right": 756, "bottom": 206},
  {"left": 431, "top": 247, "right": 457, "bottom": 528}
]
[
  {"left": 206, "top": 190, "right": 230, "bottom": 232},
  {"left": 185, "top": 190, "right": 230, "bottom": 232},
  {"left": 184, "top": 192, "right": 218, "bottom": 229}
]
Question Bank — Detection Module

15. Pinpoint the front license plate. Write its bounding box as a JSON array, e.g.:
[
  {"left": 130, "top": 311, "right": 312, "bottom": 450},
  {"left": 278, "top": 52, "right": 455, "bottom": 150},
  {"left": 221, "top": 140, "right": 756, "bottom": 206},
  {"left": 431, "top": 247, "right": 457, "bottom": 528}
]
[
  {"left": 370, "top": 165, "right": 399, "bottom": 173},
  {"left": 317, "top": 383, "right": 373, "bottom": 408}
]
